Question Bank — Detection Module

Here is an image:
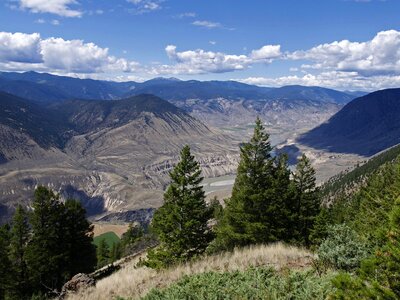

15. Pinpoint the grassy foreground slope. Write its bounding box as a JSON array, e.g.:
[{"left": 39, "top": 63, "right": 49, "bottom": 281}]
[{"left": 67, "top": 243, "right": 327, "bottom": 300}]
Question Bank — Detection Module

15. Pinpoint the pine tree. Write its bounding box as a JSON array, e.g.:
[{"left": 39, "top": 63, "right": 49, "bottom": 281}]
[
  {"left": 9, "top": 205, "right": 30, "bottom": 299},
  {"left": 0, "top": 225, "right": 11, "bottom": 300},
  {"left": 146, "top": 145, "right": 213, "bottom": 268},
  {"left": 215, "top": 117, "right": 277, "bottom": 250},
  {"left": 121, "top": 223, "right": 143, "bottom": 246},
  {"left": 26, "top": 187, "right": 67, "bottom": 293},
  {"left": 96, "top": 239, "right": 110, "bottom": 268},
  {"left": 273, "top": 153, "right": 296, "bottom": 242},
  {"left": 63, "top": 199, "right": 97, "bottom": 278},
  {"left": 309, "top": 207, "right": 333, "bottom": 247},
  {"left": 110, "top": 242, "right": 122, "bottom": 262},
  {"left": 293, "top": 154, "right": 321, "bottom": 246}
]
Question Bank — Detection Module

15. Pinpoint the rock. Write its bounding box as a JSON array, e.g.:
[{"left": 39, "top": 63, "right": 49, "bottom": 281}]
[{"left": 60, "top": 273, "right": 95, "bottom": 298}]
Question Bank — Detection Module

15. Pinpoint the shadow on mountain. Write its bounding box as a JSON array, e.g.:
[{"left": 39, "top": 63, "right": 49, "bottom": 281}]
[
  {"left": 0, "top": 204, "right": 10, "bottom": 224},
  {"left": 298, "top": 88, "right": 400, "bottom": 157},
  {"left": 276, "top": 144, "right": 301, "bottom": 165},
  {"left": 96, "top": 208, "right": 155, "bottom": 227},
  {"left": 60, "top": 185, "right": 106, "bottom": 216}
]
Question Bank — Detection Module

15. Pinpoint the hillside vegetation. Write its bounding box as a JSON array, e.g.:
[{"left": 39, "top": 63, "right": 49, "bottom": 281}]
[
  {"left": 93, "top": 232, "right": 120, "bottom": 248},
  {"left": 2, "top": 115, "right": 400, "bottom": 299},
  {"left": 320, "top": 143, "right": 400, "bottom": 201},
  {"left": 68, "top": 243, "right": 317, "bottom": 300}
]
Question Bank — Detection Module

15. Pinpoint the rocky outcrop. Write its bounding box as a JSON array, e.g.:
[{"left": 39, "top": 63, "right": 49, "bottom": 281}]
[{"left": 60, "top": 273, "right": 95, "bottom": 299}]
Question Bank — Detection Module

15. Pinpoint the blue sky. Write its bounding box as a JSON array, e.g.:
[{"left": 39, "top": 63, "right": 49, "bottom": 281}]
[{"left": 1, "top": 0, "right": 400, "bottom": 90}]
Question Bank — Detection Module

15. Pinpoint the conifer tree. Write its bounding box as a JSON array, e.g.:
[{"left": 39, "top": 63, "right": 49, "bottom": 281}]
[
  {"left": 0, "top": 225, "right": 11, "bottom": 300},
  {"left": 26, "top": 187, "right": 66, "bottom": 292},
  {"left": 273, "top": 154, "right": 296, "bottom": 242},
  {"left": 96, "top": 239, "right": 110, "bottom": 268},
  {"left": 215, "top": 117, "right": 277, "bottom": 250},
  {"left": 146, "top": 145, "right": 213, "bottom": 268},
  {"left": 63, "top": 199, "right": 97, "bottom": 277},
  {"left": 110, "top": 242, "right": 122, "bottom": 262},
  {"left": 309, "top": 207, "right": 333, "bottom": 247},
  {"left": 293, "top": 154, "right": 320, "bottom": 246},
  {"left": 9, "top": 205, "right": 30, "bottom": 299}
]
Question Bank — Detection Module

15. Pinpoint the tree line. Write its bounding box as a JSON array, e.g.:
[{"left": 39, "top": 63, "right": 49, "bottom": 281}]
[
  {"left": 0, "top": 188, "right": 96, "bottom": 300},
  {"left": 146, "top": 117, "right": 321, "bottom": 268},
  {"left": 0, "top": 116, "right": 323, "bottom": 298}
]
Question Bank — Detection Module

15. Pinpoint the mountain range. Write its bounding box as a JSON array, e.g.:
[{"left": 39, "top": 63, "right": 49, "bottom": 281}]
[
  {"left": 0, "top": 71, "right": 382, "bottom": 223},
  {"left": 0, "top": 71, "right": 364, "bottom": 134},
  {"left": 0, "top": 71, "right": 360, "bottom": 104},
  {"left": 0, "top": 91, "right": 239, "bottom": 221}
]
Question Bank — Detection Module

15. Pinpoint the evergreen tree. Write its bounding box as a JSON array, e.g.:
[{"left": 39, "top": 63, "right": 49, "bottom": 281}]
[
  {"left": 293, "top": 154, "right": 320, "bottom": 246},
  {"left": 0, "top": 225, "right": 11, "bottom": 300},
  {"left": 96, "top": 239, "right": 110, "bottom": 268},
  {"left": 273, "top": 154, "right": 296, "bottom": 242},
  {"left": 146, "top": 145, "right": 213, "bottom": 268},
  {"left": 110, "top": 242, "right": 122, "bottom": 262},
  {"left": 63, "top": 199, "right": 97, "bottom": 278},
  {"left": 121, "top": 223, "right": 143, "bottom": 246},
  {"left": 9, "top": 205, "right": 30, "bottom": 299},
  {"left": 215, "top": 117, "right": 277, "bottom": 250},
  {"left": 309, "top": 207, "right": 333, "bottom": 247},
  {"left": 26, "top": 186, "right": 66, "bottom": 293}
]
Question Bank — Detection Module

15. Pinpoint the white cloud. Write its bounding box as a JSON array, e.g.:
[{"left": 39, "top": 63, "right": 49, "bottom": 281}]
[
  {"left": 0, "top": 31, "right": 139, "bottom": 74},
  {"left": 127, "top": 0, "right": 161, "bottom": 14},
  {"left": 250, "top": 45, "right": 281, "bottom": 61},
  {"left": 154, "top": 44, "right": 281, "bottom": 75},
  {"left": 51, "top": 19, "right": 60, "bottom": 25},
  {"left": 0, "top": 32, "right": 42, "bottom": 63},
  {"left": 288, "top": 30, "right": 400, "bottom": 77},
  {"left": 18, "top": 0, "right": 82, "bottom": 17},
  {"left": 177, "top": 12, "right": 196, "bottom": 18},
  {"left": 236, "top": 71, "right": 400, "bottom": 91},
  {"left": 192, "top": 20, "right": 221, "bottom": 29}
]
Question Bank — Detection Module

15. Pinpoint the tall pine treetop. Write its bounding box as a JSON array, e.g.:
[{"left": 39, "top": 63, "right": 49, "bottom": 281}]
[
  {"left": 146, "top": 145, "right": 213, "bottom": 268},
  {"left": 294, "top": 154, "right": 317, "bottom": 193},
  {"left": 234, "top": 116, "right": 273, "bottom": 192},
  {"left": 167, "top": 145, "right": 204, "bottom": 202}
]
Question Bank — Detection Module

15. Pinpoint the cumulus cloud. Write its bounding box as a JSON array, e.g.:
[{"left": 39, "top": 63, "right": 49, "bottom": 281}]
[
  {"left": 250, "top": 45, "right": 281, "bottom": 61},
  {"left": 153, "top": 44, "right": 282, "bottom": 75},
  {"left": 288, "top": 30, "right": 400, "bottom": 77},
  {"left": 236, "top": 71, "right": 400, "bottom": 91},
  {"left": 0, "top": 31, "right": 139, "bottom": 74},
  {"left": 0, "top": 32, "right": 42, "bottom": 63},
  {"left": 18, "top": 0, "right": 82, "bottom": 17}
]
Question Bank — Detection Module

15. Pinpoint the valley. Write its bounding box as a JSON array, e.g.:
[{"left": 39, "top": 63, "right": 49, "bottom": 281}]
[{"left": 0, "top": 71, "right": 377, "bottom": 223}]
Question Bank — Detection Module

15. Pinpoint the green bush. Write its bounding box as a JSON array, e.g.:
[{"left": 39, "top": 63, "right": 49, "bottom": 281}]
[
  {"left": 317, "top": 224, "right": 369, "bottom": 271},
  {"left": 141, "top": 268, "right": 335, "bottom": 300}
]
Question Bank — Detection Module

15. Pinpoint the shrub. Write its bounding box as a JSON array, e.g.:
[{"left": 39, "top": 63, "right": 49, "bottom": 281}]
[
  {"left": 317, "top": 224, "right": 369, "bottom": 271},
  {"left": 141, "top": 268, "right": 336, "bottom": 300}
]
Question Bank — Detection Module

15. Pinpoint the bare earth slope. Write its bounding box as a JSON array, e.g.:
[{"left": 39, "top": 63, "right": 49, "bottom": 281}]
[{"left": 0, "top": 94, "right": 239, "bottom": 221}]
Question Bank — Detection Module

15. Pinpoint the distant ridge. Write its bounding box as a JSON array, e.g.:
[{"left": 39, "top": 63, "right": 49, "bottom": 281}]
[
  {"left": 298, "top": 88, "right": 400, "bottom": 156},
  {"left": 0, "top": 71, "right": 355, "bottom": 104}
]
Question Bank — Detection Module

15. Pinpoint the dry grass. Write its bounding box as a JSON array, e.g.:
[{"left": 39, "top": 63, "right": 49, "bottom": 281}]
[{"left": 68, "top": 243, "right": 313, "bottom": 300}]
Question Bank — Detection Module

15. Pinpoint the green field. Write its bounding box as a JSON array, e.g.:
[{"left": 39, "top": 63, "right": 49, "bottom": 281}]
[{"left": 93, "top": 231, "right": 120, "bottom": 248}]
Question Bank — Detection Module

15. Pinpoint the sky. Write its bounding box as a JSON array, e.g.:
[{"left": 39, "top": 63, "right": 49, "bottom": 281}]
[{"left": 0, "top": 0, "right": 400, "bottom": 91}]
